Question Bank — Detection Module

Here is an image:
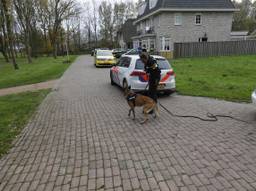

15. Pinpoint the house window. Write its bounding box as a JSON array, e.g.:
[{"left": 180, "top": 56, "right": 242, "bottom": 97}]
[
  {"left": 149, "top": 0, "right": 158, "bottom": 9},
  {"left": 150, "top": 39, "right": 155, "bottom": 51},
  {"left": 160, "top": 37, "right": 171, "bottom": 51},
  {"left": 133, "top": 40, "right": 140, "bottom": 49},
  {"left": 174, "top": 14, "right": 182, "bottom": 25},
  {"left": 142, "top": 40, "right": 148, "bottom": 50},
  {"left": 195, "top": 14, "right": 202, "bottom": 25}
]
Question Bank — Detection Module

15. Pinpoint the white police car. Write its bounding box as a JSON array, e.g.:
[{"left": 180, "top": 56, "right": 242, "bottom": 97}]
[
  {"left": 110, "top": 55, "right": 176, "bottom": 95},
  {"left": 252, "top": 89, "right": 256, "bottom": 104}
]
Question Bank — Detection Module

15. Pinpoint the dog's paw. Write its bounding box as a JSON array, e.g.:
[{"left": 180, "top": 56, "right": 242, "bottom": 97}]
[{"left": 140, "top": 119, "right": 148, "bottom": 124}]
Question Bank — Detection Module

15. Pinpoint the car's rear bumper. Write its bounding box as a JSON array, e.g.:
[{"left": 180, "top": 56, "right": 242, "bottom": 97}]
[
  {"left": 129, "top": 78, "right": 176, "bottom": 92},
  {"left": 252, "top": 91, "right": 256, "bottom": 104},
  {"left": 96, "top": 60, "right": 116, "bottom": 66}
]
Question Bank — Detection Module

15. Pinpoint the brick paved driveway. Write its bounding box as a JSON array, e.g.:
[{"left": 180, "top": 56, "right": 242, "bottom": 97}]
[{"left": 0, "top": 55, "right": 256, "bottom": 191}]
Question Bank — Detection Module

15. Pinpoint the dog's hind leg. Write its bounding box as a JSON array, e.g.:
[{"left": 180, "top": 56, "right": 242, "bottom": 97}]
[
  {"left": 154, "top": 104, "right": 159, "bottom": 119},
  {"left": 141, "top": 106, "right": 150, "bottom": 124}
]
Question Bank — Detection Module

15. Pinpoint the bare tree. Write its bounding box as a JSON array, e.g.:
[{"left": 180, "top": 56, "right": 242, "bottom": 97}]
[
  {"left": 0, "top": 0, "right": 18, "bottom": 69},
  {"left": 47, "top": 0, "right": 76, "bottom": 58},
  {"left": 0, "top": 5, "right": 9, "bottom": 62},
  {"left": 91, "top": 0, "right": 98, "bottom": 48},
  {"left": 99, "top": 1, "right": 114, "bottom": 47},
  {"left": 14, "top": 0, "right": 34, "bottom": 63}
]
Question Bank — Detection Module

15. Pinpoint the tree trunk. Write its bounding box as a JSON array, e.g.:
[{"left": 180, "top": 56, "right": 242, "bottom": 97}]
[
  {"left": 0, "top": 48, "right": 9, "bottom": 62},
  {"left": 0, "top": 35, "right": 9, "bottom": 62},
  {"left": 25, "top": 33, "right": 32, "bottom": 63},
  {"left": 1, "top": 0, "right": 18, "bottom": 69},
  {"left": 53, "top": 43, "right": 57, "bottom": 59}
]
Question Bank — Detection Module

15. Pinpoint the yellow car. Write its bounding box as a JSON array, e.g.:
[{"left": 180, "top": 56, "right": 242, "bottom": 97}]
[{"left": 95, "top": 50, "right": 116, "bottom": 67}]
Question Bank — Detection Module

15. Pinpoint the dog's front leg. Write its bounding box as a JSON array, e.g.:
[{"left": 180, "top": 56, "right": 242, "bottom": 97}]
[
  {"left": 128, "top": 108, "right": 132, "bottom": 117},
  {"left": 132, "top": 109, "right": 135, "bottom": 120}
]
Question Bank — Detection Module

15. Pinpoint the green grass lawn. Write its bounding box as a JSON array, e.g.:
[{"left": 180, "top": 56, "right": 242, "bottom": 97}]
[
  {"left": 0, "top": 55, "right": 77, "bottom": 89},
  {"left": 0, "top": 90, "right": 50, "bottom": 157},
  {"left": 172, "top": 55, "right": 256, "bottom": 102}
]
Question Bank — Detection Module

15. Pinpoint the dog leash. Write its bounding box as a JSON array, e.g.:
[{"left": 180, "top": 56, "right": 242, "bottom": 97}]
[
  {"left": 159, "top": 102, "right": 250, "bottom": 124},
  {"left": 144, "top": 83, "right": 250, "bottom": 124}
]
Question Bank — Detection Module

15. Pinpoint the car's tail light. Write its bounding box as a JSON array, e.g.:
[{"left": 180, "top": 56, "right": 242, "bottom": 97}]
[
  {"left": 130, "top": 71, "right": 146, "bottom": 76},
  {"left": 167, "top": 70, "right": 175, "bottom": 76}
]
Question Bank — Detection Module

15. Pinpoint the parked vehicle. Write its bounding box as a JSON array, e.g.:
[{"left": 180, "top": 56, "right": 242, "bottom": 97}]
[
  {"left": 91, "top": 48, "right": 109, "bottom": 56},
  {"left": 252, "top": 89, "right": 256, "bottom": 104},
  {"left": 123, "top": 49, "right": 140, "bottom": 55},
  {"left": 110, "top": 55, "right": 176, "bottom": 95},
  {"left": 95, "top": 50, "right": 116, "bottom": 67},
  {"left": 112, "top": 49, "right": 128, "bottom": 58}
]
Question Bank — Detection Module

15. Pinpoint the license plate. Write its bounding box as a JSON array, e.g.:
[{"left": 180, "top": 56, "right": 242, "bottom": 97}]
[{"left": 157, "top": 84, "right": 166, "bottom": 90}]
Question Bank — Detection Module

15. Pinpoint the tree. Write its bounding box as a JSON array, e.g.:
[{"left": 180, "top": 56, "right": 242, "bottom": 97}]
[
  {"left": 0, "top": 5, "right": 9, "bottom": 62},
  {"left": 47, "top": 0, "right": 76, "bottom": 58},
  {"left": 232, "top": 0, "right": 256, "bottom": 33},
  {"left": 98, "top": 1, "right": 114, "bottom": 47},
  {"left": 0, "top": 0, "right": 18, "bottom": 69},
  {"left": 91, "top": 0, "right": 98, "bottom": 48},
  {"left": 14, "top": 0, "right": 35, "bottom": 63}
]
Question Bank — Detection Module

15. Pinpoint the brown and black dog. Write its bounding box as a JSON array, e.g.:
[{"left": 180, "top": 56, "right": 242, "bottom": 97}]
[{"left": 124, "top": 87, "right": 159, "bottom": 124}]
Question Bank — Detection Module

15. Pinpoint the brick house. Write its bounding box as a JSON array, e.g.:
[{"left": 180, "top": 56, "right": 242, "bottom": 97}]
[{"left": 132, "top": 0, "right": 238, "bottom": 58}]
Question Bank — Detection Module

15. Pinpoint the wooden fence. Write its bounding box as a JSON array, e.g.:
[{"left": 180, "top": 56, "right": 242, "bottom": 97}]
[{"left": 173, "top": 40, "right": 256, "bottom": 59}]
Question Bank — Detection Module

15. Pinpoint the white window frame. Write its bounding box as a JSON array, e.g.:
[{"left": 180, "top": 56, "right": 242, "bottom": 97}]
[
  {"left": 174, "top": 13, "right": 182, "bottom": 26},
  {"left": 160, "top": 37, "right": 172, "bottom": 51},
  {"left": 195, "top": 14, "right": 202, "bottom": 25}
]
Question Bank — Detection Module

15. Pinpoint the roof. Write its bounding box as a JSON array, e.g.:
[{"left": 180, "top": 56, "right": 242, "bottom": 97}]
[{"left": 136, "top": 0, "right": 236, "bottom": 21}]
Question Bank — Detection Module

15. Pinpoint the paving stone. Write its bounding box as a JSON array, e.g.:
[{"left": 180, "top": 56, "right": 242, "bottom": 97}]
[{"left": 0, "top": 56, "right": 255, "bottom": 190}]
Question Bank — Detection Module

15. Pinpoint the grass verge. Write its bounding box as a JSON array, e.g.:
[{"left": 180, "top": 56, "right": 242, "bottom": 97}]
[
  {"left": 172, "top": 55, "right": 256, "bottom": 102},
  {"left": 0, "top": 55, "right": 77, "bottom": 89},
  {"left": 0, "top": 89, "right": 50, "bottom": 158}
]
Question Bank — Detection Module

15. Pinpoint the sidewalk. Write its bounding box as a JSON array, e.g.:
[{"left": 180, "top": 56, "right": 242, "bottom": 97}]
[{"left": 0, "top": 80, "right": 57, "bottom": 96}]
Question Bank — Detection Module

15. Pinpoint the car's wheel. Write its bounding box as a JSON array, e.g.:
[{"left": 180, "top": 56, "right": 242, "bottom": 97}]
[
  {"left": 164, "top": 92, "right": 172, "bottom": 96},
  {"left": 123, "top": 80, "right": 128, "bottom": 90},
  {"left": 164, "top": 90, "right": 175, "bottom": 96},
  {"left": 110, "top": 73, "right": 115, "bottom": 85}
]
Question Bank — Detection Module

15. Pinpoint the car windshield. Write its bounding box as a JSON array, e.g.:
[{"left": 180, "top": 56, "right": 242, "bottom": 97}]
[
  {"left": 135, "top": 58, "right": 171, "bottom": 70},
  {"left": 97, "top": 51, "right": 113, "bottom": 56},
  {"left": 126, "top": 49, "right": 139, "bottom": 55}
]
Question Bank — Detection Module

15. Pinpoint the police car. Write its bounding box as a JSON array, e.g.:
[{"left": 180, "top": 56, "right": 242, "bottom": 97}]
[
  {"left": 110, "top": 55, "right": 176, "bottom": 95},
  {"left": 252, "top": 89, "right": 256, "bottom": 104}
]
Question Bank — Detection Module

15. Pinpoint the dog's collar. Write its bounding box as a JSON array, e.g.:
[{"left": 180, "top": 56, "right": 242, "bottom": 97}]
[{"left": 126, "top": 93, "right": 137, "bottom": 102}]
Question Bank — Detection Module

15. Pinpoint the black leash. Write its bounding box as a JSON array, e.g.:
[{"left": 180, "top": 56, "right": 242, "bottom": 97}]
[
  {"left": 159, "top": 102, "right": 250, "bottom": 124},
  {"left": 144, "top": 83, "right": 249, "bottom": 124}
]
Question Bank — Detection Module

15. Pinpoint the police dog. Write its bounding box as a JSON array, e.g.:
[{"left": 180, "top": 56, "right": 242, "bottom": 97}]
[{"left": 124, "top": 86, "right": 159, "bottom": 124}]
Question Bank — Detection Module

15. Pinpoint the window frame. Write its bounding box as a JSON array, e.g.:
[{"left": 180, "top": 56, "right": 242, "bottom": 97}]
[
  {"left": 160, "top": 37, "right": 172, "bottom": 51},
  {"left": 174, "top": 13, "right": 182, "bottom": 26},
  {"left": 118, "top": 57, "right": 131, "bottom": 68},
  {"left": 195, "top": 14, "right": 202, "bottom": 25}
]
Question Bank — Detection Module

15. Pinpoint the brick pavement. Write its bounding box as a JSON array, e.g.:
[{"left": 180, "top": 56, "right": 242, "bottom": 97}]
[{"left": 0, "top": 55, "right": 256, "bottom": 191}]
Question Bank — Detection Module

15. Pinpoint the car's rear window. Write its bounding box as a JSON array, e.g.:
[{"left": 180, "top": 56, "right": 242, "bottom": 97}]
[
  {"left": 97, "top": 50, "right": 113, "bottom": 56},
  {"left": 135, "top": 59, "right": 171, "bottom": 70}
]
